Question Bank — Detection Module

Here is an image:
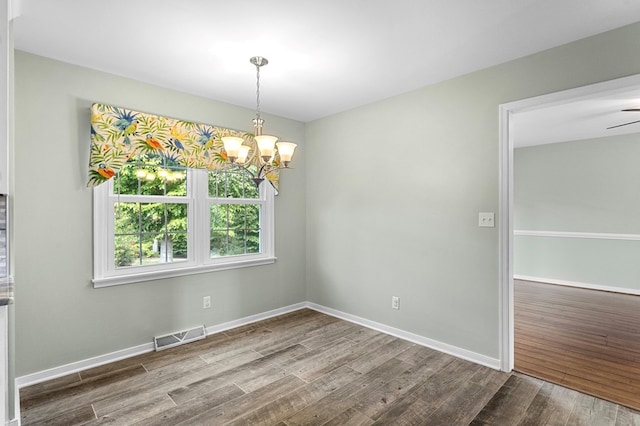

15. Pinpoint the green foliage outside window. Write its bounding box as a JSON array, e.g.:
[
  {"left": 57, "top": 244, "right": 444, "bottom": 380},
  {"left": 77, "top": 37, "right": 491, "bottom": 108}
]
[
  {"left": 113, "top": 154, "right": 261, "bottom": 268},
  {"left": 208, "top": 168, "right": 261, "bottom": 257},
  {"left": 210, "top": 204, "right": 260, "bottom": 257},
  {"left": 114, "top": 155, "right": 188, "bottom": 267}
]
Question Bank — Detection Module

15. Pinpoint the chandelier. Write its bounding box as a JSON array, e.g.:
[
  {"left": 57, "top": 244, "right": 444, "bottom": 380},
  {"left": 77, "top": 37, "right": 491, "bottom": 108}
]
[{"left": 221, "top": 56, "right": 297, "bottom": 187}]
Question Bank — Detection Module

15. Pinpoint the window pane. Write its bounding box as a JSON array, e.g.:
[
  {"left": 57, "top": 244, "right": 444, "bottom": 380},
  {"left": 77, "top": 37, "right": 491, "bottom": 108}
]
[
  {"left": 114, "top": 233, "right": 188, "bottom": 268},
  {"left": 115, "top": 154, "right": 187, "bottom": 196},
  {"left": 115, "top": 203, "right": 187, "bottom": 234},
  {"left": 210, "top": 204, "right": 260, "bottom": 257},
  {"left": 114, "top": 234, "right": 139, "bottom": 267},
  {"left": 208, "top": 169, "right": 259, "bottom": 199},
  {"left": 114, "top": 202, "right": 188, "bottom": 268}
]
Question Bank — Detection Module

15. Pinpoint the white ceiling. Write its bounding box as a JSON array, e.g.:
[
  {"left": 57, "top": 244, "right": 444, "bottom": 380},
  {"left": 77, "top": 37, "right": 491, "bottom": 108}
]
[
  {"left": 11, "top": 0, "right": 640, "bottom": 145},
  {"left": 513, "top": 86, "right": 640, "bottom": 148}
]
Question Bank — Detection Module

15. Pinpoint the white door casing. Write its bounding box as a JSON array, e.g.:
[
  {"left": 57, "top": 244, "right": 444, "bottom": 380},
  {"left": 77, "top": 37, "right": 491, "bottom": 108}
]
[{"left": 498, "top": 73, "right": 640, "bottom": 373}]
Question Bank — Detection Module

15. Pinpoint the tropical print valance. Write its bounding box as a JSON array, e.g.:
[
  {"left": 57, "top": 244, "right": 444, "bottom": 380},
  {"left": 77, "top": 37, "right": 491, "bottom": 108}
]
[{"left": 88, "top": 103, "right": 280, "bottom": 189}]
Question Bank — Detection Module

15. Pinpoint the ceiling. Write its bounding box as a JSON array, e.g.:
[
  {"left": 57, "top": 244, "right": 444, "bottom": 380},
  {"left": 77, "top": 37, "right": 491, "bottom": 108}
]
[
  {"left": 513, "top": 86, "right": 640, "bottom": 148},
  {"left": 11, "top": 1, "right": 640, "bottom": 144}
]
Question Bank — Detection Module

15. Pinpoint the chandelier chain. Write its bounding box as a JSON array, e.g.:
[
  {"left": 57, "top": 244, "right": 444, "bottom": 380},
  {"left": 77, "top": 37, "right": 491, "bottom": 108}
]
[{"left": 255, "top": 62, "right": 261, "bottom": 121}]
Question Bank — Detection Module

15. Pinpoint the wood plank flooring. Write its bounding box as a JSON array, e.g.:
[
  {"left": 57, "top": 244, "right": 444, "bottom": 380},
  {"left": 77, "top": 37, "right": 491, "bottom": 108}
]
[
  {"left": 20, "top": 308, "right": 640, "bottom": 425},
  {"left": 514, "top": 279, "right": 640, "bottom": 412}
]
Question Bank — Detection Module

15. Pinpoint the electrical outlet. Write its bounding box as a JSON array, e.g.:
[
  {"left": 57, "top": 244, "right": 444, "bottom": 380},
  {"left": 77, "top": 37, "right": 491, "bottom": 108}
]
[
  {"left": 478, "top": 212, "right": 495, "bottom": 228},
  {"left": 392, "top": 296, "right": 400, "bottom": 310},
  {"left": 203, "top": 296, "right": 211, "bottom": 309}
]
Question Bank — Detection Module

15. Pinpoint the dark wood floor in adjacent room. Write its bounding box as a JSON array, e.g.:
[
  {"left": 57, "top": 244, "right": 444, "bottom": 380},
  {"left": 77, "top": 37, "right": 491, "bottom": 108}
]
[
  {"left": 515, "top": 279, "right": 640, "bottom": 412},
  {"left": 21, "top": 308, "right": 640, "bottom": 425}
]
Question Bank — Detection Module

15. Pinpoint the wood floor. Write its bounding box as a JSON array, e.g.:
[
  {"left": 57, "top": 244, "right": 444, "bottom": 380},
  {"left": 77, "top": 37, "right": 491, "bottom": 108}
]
[
  {"left": 515, "top": 279, "right": 640, "bottom": 412},
  {"left": 20, "top": 308, "right": 640, "bottom": 425}
]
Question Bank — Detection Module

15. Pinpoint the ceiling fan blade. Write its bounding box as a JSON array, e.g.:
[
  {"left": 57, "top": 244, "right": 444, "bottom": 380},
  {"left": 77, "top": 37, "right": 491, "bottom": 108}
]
[
  {"left": 621, "top": 108, "right": 640, "bottom": 112},
  {"left": 607, "top": 119, "right": 640, "bottom": 129}
]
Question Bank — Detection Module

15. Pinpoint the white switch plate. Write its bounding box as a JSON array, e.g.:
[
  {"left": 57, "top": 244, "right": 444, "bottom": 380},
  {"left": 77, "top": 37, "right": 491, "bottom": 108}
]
[
  {"left": 391, "top": 296, "right": 399, "bottom": 310},
  {"left": 478, "top": 212, "right": 495, "bottom": 228},
  {"left": 203, "top": 296, "right": 211, "bottom": 309}
]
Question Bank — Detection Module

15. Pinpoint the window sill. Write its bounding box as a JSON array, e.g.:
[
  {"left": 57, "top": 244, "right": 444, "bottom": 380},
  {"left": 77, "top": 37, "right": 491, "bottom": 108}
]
[{"left": 92, "top": 257, "right": 277, "bottom": 288}]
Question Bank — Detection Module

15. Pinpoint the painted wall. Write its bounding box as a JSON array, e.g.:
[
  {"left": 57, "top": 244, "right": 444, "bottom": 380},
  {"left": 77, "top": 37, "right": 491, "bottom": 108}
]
[
  {"left": 305, "top": 23, "right": 640, "bottom": 360},
  {"left": 13, "top": 51, "right": 306, "bottom": 376},
  {"left": 12, "top": 21, "right": 640, "bottom": 377},
  {"left": 514, "top": 134, "right": 640, "bottom": 290}
]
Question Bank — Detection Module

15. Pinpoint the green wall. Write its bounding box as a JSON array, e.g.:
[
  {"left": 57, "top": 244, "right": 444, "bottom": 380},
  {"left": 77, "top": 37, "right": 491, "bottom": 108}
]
[
  {"left": 514, "top": 134, "right": 640, "bottom": 290},
  {"left": 13, "top": 51, "right": 306, "bottom": 376},
  {"left": 13, "top": 21, "right": 640, "bottom": 377},
  {"left": 305, "top": 23, "right": 640, "bottom": 359}
]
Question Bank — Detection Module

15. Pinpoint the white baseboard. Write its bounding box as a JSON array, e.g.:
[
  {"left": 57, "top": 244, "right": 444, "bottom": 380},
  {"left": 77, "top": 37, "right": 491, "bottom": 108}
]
[
  {"left": 15, "top": 302, "right": 308, "bottom": 389},
  {"left": 306, "top": 303, "right": 501, "bottom": 370},
  {"left": 204, "top": 302, "right": 307, "bottom": 335},
  {"left": 15, "top": 341, "right": 155, "bottom": 389},
  {"left": 514, "top": 275, "right": 640, "bottom": 296},
  {"left": 15, "top": 301, "right": 501, "bottom": 392}
]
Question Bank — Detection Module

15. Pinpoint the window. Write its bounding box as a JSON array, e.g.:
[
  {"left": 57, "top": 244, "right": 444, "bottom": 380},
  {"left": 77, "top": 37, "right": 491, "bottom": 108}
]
[{"left": 93, "top": 154, "right": 275, "bottom": 287}]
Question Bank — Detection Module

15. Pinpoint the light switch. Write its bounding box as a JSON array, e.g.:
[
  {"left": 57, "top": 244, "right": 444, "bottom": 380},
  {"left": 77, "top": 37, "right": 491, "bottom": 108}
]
[{"left": 479, "top": 212, "right": 495, "bottom": 228}]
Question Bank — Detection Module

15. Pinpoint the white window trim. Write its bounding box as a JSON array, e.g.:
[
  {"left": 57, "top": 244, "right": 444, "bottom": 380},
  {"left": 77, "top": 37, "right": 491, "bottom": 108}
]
[{"left": 93, "top": 168, "right": 275, "bottom": 288}]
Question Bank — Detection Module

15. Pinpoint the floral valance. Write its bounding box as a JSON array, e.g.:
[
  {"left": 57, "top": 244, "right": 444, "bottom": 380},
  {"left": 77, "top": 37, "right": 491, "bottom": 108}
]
[{"left": 88, "top": 103, "right": 280, "bottom": 189}]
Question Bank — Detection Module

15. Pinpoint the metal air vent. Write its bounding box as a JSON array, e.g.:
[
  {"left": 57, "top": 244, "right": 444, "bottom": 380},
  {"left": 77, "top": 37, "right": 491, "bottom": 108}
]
[{"left": 154, "top": 325, "right": 206, "bottom": 351}]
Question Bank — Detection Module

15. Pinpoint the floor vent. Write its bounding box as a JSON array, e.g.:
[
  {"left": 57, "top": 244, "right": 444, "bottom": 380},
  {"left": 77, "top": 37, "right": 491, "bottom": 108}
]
[{"left": 154, "top": 325, "right": 206, "bottom": 351}]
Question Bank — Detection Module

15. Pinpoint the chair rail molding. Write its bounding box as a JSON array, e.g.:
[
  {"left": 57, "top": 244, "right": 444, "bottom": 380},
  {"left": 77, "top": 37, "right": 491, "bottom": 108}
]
[{"left": 514, "top": 230, "right": 640, "bottom": 241}]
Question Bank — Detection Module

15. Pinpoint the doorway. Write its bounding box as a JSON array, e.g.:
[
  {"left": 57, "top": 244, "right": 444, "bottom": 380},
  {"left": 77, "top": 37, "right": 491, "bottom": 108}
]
[{"left": 499, "top": 74, "right": 640, "bottom": 406}]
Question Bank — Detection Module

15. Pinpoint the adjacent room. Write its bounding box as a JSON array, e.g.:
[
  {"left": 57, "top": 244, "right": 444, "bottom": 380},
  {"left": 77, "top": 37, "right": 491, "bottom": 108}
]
[
  {"left": 2, "top": 1, "right": 640, "bottom": 425},
  {"left": 512, "top": 97, "right": 640, "bottom": 410}
]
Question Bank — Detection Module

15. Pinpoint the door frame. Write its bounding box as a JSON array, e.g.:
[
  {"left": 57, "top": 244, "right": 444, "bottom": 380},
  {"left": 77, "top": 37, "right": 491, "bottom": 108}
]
[{"left": 498, "top": 73, "right": 640, "bottom": 372}]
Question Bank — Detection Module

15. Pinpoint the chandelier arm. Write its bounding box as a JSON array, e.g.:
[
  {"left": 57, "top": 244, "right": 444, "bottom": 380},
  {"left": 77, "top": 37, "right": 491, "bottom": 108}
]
[
  {"left": 230, "top": 162, "right": 266, "bottom": 179},
  {"left": 256, "top": 163, "right": 267, "bottom": 179},
  {"left": 230, "top": 163, "right": 254, "bottom": 176},
  {"left": 229, "top": 162, "right": 267, "bottom": 188}
]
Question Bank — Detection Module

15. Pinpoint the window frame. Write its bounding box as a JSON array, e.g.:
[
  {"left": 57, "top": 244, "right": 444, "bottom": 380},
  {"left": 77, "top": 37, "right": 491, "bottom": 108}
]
[{"left": 93, "top": 168, "right": 275, "bottom": 288}]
